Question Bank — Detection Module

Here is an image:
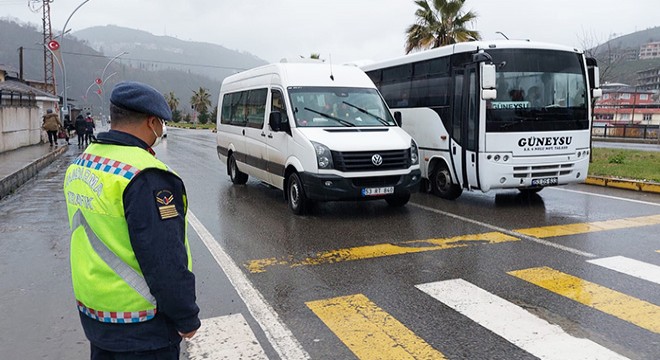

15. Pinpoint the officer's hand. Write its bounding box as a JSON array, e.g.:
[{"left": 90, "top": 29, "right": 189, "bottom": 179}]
[{"left": 179, "top": 330, "right": 197, "bottom": 339}]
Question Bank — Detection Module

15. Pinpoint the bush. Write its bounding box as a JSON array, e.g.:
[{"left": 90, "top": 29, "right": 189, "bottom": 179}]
[{"left": 608, "top": 153, "right": 626, "bottom": 164}]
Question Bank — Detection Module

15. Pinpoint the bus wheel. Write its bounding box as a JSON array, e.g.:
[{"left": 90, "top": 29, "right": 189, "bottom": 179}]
[
  {"left": 385, "top": 192, "right": 411, "bottom": 207},
  {"left": 229, "top": 154, "right": 248, "bottom": 184},
  {"left": 430, "top": 165, "right": 462, "bottom": 200},
  {"left": 518, "top": 187, "right": 543, "bottom": 195},
  {"left": 287, "top": 172, "right": 311, "bottom": 215}
]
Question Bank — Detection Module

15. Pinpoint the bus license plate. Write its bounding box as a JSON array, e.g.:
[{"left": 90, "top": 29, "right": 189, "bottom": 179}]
[
  {"left": 362, "top": 187, "right": 394, "bottom": 196},
  {"left": 531, "top": 177, "right": 558, "bottom": 186}
]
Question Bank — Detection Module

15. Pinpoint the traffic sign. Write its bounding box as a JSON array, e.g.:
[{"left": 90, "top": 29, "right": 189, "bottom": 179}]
[{"left": 47, "top": 40, "right": 60, "bottom": 51}]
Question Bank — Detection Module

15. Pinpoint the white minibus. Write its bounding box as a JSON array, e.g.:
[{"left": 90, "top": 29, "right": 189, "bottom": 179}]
[{"left": 216, "top": 61, "right": 421, "bottom": 214}]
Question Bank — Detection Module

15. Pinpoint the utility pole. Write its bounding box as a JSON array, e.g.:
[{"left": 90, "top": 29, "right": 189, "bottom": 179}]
[{"left": 29, "top": 1, "right": 57, "bottom": 95}]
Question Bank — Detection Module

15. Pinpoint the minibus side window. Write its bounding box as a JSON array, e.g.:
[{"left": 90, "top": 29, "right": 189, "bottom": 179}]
[
  {"left": 246, "top": 89, "right": 267, "bottom": 129},
  {"left": 271, "top": 89, "right": 289, "bottom": 125}
]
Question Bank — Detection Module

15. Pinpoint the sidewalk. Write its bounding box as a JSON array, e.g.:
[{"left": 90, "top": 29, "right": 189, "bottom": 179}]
[{"left": 0, "top": 142, "right": 68, "bottom": 199}]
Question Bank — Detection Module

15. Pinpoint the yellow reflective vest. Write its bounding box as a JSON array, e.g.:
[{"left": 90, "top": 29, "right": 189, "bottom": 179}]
[{"left": 64, "top": 143, "right": 191, "bottom": 323}]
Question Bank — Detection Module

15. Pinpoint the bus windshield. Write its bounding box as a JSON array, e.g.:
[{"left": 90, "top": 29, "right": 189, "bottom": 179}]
[
  {"left": 288, "top": 87, "right": 397, "bottom": 127},
  {"left": 486, "top": 49, "right": 588, "bottom": 133}
]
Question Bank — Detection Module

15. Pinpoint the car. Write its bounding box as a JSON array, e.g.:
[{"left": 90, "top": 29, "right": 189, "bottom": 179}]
[{"left": 162, "top": 121, "right": 168, "bottom": 138}]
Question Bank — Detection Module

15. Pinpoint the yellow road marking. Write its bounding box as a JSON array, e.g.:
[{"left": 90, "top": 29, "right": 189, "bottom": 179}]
[
  {"left": 515, "top": 214, "right": 660, "bottom": 238},
  {"left": 246, "top": 232, "right": 518, "bottom": 273},
  {"left": 508, "top": 267, "right": 660, "bottom": 333},
  {"left": 306, "top": 294, "right": 446, "bottom": 360},
  {"left": 246, "top": 214, "right": 660, "bottom": 273}
]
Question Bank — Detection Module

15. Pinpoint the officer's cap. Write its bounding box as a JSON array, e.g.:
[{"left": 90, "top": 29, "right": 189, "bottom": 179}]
[{"left": 110, "top": 81, "right": 172, "bottom": 120}]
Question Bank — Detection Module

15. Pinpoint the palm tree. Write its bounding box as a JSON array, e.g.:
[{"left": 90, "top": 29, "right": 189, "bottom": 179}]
[
  {"left": 405, "top": 0, "right": 480, "bottom": 54},
  {"left": 165, "top": 91, "right": 179, "bottom": 112},
  {"left": 190, "top": 87, "right": 212, "bottom": 114}
]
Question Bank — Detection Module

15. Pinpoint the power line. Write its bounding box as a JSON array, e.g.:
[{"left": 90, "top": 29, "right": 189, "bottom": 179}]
[{"left": 22, "top": 46, "right": 248, "bottom": 71}]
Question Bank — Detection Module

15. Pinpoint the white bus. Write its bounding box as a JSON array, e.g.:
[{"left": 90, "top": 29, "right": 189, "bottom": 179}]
[{"left": 362, "top": 40, "right": 601, "bottom": 199}]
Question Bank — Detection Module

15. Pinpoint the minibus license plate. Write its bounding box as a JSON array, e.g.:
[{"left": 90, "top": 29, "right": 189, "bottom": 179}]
[
  {"left": 362, "top": 187, "right": 394, "bottom": 196},
  {"left": 531, "top": 177, "right": 558, "bottom": 186}
]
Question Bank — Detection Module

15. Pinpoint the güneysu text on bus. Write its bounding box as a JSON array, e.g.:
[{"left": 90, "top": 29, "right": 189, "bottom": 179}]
[
  {"left": 362, "top": 40, "right": 601, "bottom": 200},
  {"left": 215, "top": 61, "right": 421, "bottom": 215}
]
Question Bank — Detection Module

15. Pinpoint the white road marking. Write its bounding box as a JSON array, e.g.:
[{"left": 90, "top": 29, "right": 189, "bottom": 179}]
[
  {"left": 587, "top": 256, "right": 660, "bottom": 285},
  {"left": 410, "top": 202, "right": 597, "bottom": 257},
  {"left": 186, "top": 313, "right": 267, "bottom": 360},
  {"left": 549, "top": 187, "right": 660, "bottom": 207},
  {"left": 187, "top": 211, "right": 310, "bottom": 359},
  {"left": 416, "top": 279, "right": 628, "bottom": 360}
]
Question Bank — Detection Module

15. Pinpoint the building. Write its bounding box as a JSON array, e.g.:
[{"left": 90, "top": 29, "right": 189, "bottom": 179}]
[
  {"left": 637, "top": 66, "right": 660, "bottom": 92},
  {"left": 593, "top": 83, "right": 660, "bottom": 126},
  {"left": 0, "top": 64, "right": 59, "bottom": 153},
  {"left": 639, "top": 41, "right": 660, "bottom": 60}
]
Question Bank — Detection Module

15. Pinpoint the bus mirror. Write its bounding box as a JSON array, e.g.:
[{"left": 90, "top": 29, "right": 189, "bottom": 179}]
[
  {"left": 586, "top": 57, "right": 600, "bottom": 89},
  {"left": 592, "top": 88, "right": 603, "bottom": 98},
  {"left": 482, "top": 89, "right": 497, "bottom": 100},
  {"left": 481, "top": 63, "right": 496, "bottom": 90},
  {"left": 269, "top": 111, "right": 282, "bottom": 131},
  {"left": 394, "top": 111, "right": 402, "bottom": 126}
]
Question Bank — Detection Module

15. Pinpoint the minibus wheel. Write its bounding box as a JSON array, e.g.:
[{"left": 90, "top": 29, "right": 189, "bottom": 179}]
[
  {"left": 229, "top": 154, "right": 248, "bottom": 184},
  {"left": 430, "top": 165, "right": 462, "bottom": 200},
  {"left": 385, "top": 192, "right": 411, "bottom": 207},
  {"left": 287, "top": 172, "right": 310, "bottom": 215}
]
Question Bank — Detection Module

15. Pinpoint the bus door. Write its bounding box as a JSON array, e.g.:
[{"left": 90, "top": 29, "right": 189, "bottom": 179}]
[{"left": 451, "top": 64, "right": 480, "bottom": 190}]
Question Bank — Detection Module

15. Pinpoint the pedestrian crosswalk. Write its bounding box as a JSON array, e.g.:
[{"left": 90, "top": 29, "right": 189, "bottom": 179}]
[{"left": 304, "top": 255, "right": 660, "bottom": 359}]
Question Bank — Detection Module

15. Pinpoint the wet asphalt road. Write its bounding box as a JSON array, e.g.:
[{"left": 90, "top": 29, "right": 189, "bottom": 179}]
[{"left": 1, "top": 127, "right": 659, "bottom": 359}]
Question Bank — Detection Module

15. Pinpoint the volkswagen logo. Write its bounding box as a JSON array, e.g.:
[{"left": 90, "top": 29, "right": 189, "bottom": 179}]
[{"left": 371, "top": 154, "right": 383, "bottom": 166}]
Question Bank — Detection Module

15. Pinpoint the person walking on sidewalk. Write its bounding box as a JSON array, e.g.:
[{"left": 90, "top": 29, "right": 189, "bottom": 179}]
[
  {"left": 84, "top": 113, "right": 96, "bottom": 144},
  {"left": 63, "top": 81, "right": 200, "bottom": 359},
  {"left": 63, "top": 115, "right": 72, "bottom": 145},
  {"left": 75, "top": 114, "right": 87, "bottom": 148},
  {"left": 41, "top": 109, "right": 62, "bottom": 147}
]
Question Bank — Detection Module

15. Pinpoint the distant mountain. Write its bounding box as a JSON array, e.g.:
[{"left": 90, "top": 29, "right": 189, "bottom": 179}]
[
  {"left": 72, "top": 25, "right": 267, "bottom": 81},
  {"left": 598, "top": 26, "right": 660, "bottom": 51},
  {"left": 0, "top": 19, "right": 267, "bottom": 115}
]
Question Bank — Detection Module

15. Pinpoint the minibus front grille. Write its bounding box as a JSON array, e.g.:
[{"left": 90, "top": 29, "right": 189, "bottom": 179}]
[
  {"left": 512, "top": 163, "right": 575, "bottom": 178},
  {"left": 352, "top": 176, "right": 401, "bottom": 187},
  {"left": 332, "top": 150, "right": 410, "bottom": 172}
]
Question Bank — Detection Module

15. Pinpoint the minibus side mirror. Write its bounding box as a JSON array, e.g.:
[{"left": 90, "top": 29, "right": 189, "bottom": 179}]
[
  {"left": 394, "top": 111, "right": 402, "bottom": 127},
  {"left": 269, "top": 111, "right": 282, "bottom": 131}
]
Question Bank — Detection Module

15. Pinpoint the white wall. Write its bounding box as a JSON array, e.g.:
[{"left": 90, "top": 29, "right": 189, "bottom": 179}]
[{"left": 0, "top": 104, "right": 47, "bottom": 153}]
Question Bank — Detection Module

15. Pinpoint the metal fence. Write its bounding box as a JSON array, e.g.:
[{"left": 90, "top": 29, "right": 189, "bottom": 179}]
[
  {"left": 592, "top": 124, "right": 660, "bottom": 140},
  {"left": 0, "top": 90, "right": 37, "bottom": 107}
]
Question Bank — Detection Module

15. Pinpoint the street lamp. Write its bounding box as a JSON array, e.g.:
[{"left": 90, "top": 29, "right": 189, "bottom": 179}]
[
  {"left": 96, "top": 51, "right": 128, "bottom": 125},
  {"left": 59, "top": 0, "right": 92, "bottom": 120}
]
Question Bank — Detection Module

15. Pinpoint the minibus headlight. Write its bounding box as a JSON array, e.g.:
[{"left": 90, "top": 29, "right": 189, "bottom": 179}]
[
  {"left": 311, "top": 141, "right": 334, "bottom": 170},
  {"left": 410, "top": 140, "right": 419, "bottom": 165}
]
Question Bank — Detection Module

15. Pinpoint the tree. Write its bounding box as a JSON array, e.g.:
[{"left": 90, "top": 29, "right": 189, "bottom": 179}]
[
  {"left": 171, "top": 109, "right": 182, "bottom": 123},
  {"left": 190, "top": 87, "right": 212, "bottom": 123},
  {"left": 405, "top": 0, "right": 480, "bottom": 54},
  {"left": 165, "top": 91, "right": 179, "bottom": 112}
]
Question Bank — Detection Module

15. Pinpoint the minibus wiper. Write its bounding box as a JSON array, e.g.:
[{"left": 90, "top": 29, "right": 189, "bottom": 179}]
[
  {"left": 341, "top": 101, "right": 390, "bottom": 126},
  {"left": 303, "top": 107, "right": 355, "bottom": 127}
]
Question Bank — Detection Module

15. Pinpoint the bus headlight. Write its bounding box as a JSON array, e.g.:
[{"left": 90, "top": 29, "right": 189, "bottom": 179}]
[
  {"left": 410, "top": 140, "right": 419, "bottom": 165},
  {"left": 311, "top": 141, "right": 334, "bottom": 170}
]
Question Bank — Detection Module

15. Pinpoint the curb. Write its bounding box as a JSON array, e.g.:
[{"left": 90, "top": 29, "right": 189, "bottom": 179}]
[
  {"left": 585, "top": 176, "right": 660, "bottom": 194},
  {"left": 0, "top": 146, "right": 68, "bottom": 200}
]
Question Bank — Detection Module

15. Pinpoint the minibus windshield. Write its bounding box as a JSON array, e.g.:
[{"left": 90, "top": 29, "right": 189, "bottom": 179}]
[{"left": 288, "top": 87, "right": 397, "bottom": 127}]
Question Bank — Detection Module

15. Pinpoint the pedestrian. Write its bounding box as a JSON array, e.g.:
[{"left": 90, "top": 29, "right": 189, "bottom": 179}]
[
  {"left": 41, "top": 108, "right": 62, "bottom": 147},
  {"left": 63, "top": 81, "right": 200, "bottom": 359},
  {"left": 75, "top": 114, "right": 87, "bottom": 149},
  {"left": 63, "top": 115, "right": 73, "bottom": 145},
  {"left": 84, "top": 112, "right": 96, "bottom": 144}
]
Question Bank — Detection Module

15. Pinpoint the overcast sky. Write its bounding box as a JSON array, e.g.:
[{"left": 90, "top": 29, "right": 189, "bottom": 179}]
[{"left": 3, "top": 0, "right": 659, "bottom": 65}]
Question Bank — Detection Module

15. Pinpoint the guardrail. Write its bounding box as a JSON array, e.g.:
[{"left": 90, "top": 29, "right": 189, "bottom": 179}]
[{"left": 592, "top": 124, "right": 660, "bottom": 140}]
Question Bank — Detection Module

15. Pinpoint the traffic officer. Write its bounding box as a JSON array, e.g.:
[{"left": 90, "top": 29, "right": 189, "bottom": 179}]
[{"left": 63, "top": 81, "right": 200, "bottom": 359}]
